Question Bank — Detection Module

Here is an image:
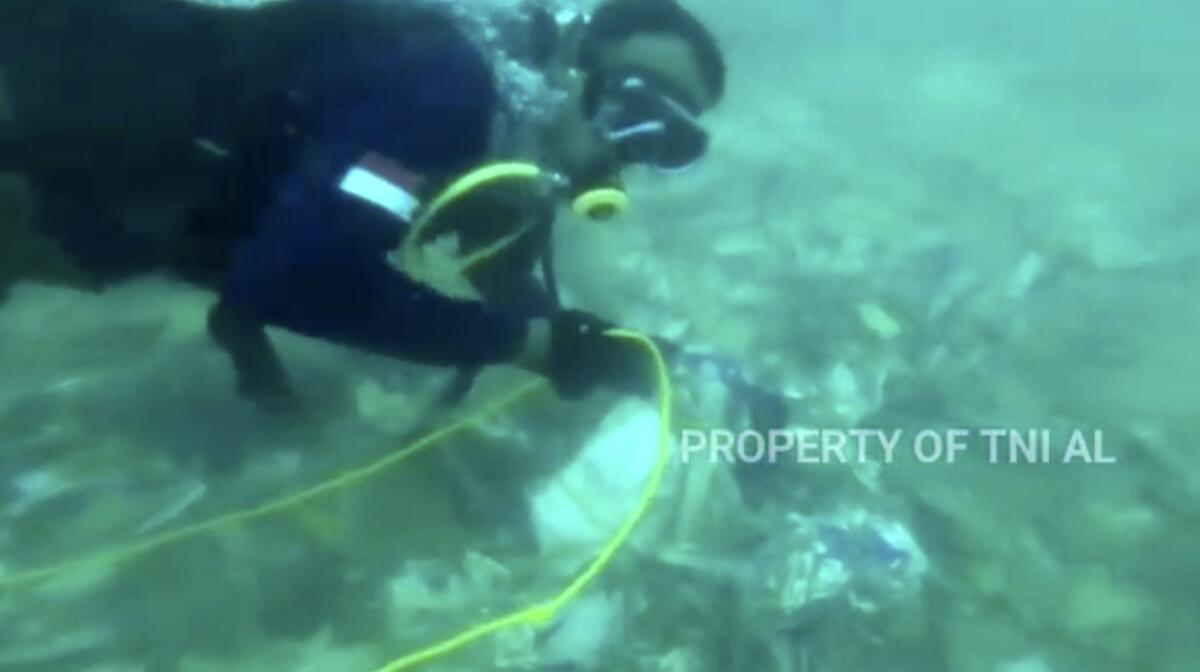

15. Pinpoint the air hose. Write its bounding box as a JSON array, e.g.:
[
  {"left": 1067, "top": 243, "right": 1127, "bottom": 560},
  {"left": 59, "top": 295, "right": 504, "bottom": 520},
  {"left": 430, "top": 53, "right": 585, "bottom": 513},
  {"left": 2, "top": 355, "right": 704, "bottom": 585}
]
[
  {"left": 399, "top": 161, "right": 546, "bottom": 276},
  {"left": 399, "top": 161, "right": 630, "bottom": 277},
  {"left": 372, "top": 329, "right": 672, "bottom": 671},
  {"left": 0, "top": 332, "right": 674, "bottom": 672}
]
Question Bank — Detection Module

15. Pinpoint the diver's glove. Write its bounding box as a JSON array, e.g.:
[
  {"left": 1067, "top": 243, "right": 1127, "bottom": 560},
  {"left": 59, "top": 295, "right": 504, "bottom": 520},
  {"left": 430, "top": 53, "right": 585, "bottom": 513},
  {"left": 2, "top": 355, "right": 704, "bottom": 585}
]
[{"left": 546, "top": 309, "right": 658, "bottom": 400}]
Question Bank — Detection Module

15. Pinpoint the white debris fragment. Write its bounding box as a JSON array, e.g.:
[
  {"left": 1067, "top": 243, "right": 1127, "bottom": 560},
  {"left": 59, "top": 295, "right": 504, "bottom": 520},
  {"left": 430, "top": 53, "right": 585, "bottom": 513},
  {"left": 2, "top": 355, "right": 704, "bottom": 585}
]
[
  {"left": 825, "top": 361, "right": 886, "bottom": 423},
  {"left": 9, "top": 469, "right": 71, "bottom": 517},
  {"left": 857, "top": 302, "right": 902, "bottom": 340},
  {"left": 539, "top": 592, "right": 623, "bottom": 668},
  {"left": 1006, "top": 252, "right": 1045, "bottom": 300},
  {"left": 137, "top": 479, "right": 208, "bottom": 534},
  {"left": 754, "top": 509, "right": 929, "bottom": 622},
  {"left": 529, "top": 399, "right": 665, "bottom": 566}
]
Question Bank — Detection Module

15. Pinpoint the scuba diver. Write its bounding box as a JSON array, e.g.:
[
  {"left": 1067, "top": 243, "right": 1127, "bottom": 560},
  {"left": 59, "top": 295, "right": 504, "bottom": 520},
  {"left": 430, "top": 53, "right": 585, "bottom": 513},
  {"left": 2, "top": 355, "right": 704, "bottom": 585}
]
[{"left": 0, "top": 0, "right": 766, "bottom": 416}]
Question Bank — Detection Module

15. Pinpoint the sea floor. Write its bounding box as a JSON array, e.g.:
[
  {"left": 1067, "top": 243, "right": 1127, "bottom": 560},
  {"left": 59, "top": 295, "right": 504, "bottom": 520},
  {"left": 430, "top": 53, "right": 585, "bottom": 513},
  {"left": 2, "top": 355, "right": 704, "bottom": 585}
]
[{"left": 2, "top": 1, "right": 1199, "bottom": 671}]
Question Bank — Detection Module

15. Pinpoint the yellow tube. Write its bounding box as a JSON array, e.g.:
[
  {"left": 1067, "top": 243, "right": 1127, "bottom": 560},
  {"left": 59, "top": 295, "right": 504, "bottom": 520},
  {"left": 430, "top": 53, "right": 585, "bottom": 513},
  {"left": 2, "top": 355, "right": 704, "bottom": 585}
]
[
  {"left": 372, "top": 330, "right": 673, "bottom": 671},
  {"left": 401, "top": 162, "right": 544, "bottom": 273},
  {"left": 401, "top": 162, "right": 632, "bottom": 288},
  {"left": 0, "top": 380, "right": 547, "bottom": 592},
  {"left": 0, "top": 332, "right": 675, "bottom": 672},
  {"left": 570, "top": 187, "right": 629, "bottom": 221}
]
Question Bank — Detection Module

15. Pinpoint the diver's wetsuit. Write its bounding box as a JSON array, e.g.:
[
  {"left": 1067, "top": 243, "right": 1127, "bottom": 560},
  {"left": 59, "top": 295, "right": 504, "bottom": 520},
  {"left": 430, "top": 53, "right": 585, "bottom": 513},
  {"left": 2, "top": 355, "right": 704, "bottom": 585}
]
[
  {"left": 214, "top": 7, "right": 536, "bottom": 371},
  {"left": 2, "top": 2, "right": 542, "bottom": 395},
  {"left": 3, "top": 0, "right": 739, "bottom": 409}
]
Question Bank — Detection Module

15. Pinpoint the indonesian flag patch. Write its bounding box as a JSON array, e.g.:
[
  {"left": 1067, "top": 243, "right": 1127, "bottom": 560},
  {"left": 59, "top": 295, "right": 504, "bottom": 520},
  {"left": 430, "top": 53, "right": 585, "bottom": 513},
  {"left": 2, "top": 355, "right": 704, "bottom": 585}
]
[{"left": 338, "top": 152, "right": 425, "bottom": 222}]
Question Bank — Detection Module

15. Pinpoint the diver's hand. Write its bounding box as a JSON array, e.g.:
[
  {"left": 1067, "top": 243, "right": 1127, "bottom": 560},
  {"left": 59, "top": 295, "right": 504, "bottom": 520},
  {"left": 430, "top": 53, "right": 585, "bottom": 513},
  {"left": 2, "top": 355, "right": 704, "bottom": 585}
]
[{"left": 544, "top": 309, "right": 657, "bottom": 400}]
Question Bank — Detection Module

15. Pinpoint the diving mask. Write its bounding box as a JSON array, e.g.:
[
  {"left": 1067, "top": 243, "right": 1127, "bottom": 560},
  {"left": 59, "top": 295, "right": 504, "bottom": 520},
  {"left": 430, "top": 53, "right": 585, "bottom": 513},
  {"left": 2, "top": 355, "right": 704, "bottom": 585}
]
[{"left": 592, "top": 73, "right": 710, "bottom": 173}]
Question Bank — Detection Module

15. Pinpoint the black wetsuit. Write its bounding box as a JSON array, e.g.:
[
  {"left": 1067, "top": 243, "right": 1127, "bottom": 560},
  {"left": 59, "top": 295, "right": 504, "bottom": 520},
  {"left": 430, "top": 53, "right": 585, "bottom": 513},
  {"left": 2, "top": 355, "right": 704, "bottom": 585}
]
[{"left": 1, "top": 1, "right": 546, "bottom": 395}]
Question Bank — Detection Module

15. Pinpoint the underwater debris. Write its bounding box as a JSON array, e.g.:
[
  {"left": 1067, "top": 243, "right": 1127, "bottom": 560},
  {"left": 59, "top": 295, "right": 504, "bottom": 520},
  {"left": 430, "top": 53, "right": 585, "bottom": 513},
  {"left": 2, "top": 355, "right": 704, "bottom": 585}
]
[
  {"left": 529, "top": 398, "right": 665, "bottom": 567},
  {"left": 136, "top": 478, "right": 208, "bottom": 534},
  {"left": 857, "top": 301, "right": 902, "bottom": 340},
  {"left": 538, "top": 591, "right": 624, "bottom": 668},
  {"left": 747, "top": 508, "right": 929, "bottom": 625}
]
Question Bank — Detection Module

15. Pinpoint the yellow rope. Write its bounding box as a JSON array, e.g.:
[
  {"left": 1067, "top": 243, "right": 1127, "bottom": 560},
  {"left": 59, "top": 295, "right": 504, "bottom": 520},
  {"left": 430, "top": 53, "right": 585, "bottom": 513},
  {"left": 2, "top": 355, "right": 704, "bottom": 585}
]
[
  {"left": 457, "top": 223, "right": 534, "bottom": 275},
  {"left": 372, "top": 329, "right": 674, "bottom": 671},
  {"left": 0, "top": 379, "right": 547, "bottom": 592},
  {"left": 401, "top": 162, "right": 543, "bottom": 273},
  {"left": 1, "top": 330, "right": 674, "bottom": 672}
]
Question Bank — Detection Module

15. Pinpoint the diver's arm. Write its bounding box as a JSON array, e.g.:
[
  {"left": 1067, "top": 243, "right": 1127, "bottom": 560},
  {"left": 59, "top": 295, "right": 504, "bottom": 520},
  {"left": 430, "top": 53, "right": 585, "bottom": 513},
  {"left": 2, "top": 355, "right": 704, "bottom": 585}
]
[
  {"left": 219, "top": 184, "right": 649, "bottom": 398},
  {"left": 221, "top": 177, "right": 533, "bottom": 369}
]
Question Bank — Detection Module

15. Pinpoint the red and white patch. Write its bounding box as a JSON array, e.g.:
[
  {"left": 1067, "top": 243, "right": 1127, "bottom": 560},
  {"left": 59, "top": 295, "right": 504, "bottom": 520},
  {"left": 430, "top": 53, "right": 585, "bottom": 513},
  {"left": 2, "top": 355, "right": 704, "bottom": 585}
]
[{"left": 338, "top": 152, "right": 425, "bottom": 222}]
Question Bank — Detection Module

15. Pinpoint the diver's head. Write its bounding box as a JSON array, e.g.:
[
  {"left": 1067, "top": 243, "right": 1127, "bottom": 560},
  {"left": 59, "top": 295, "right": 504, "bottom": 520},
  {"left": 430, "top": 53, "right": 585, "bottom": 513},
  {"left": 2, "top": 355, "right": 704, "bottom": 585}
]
[
  {"left": 575, "top": 0, "right": 727, "bottom": 173},
  {"left": 533, "top": 0, "right": 726, "bottom": 219}
]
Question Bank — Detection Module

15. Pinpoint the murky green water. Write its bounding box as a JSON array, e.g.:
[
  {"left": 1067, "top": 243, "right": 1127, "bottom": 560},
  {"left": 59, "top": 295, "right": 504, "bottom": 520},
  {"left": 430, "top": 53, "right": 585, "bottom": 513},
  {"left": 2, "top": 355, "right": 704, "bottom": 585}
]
[{"left": 2, "top": 1, "right": 1197, "bottom": 670}]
